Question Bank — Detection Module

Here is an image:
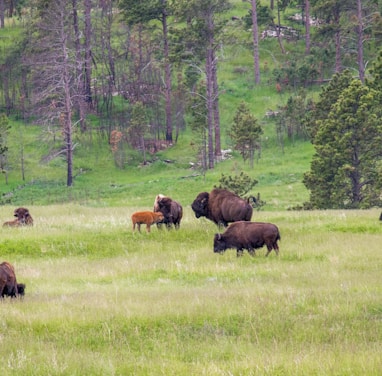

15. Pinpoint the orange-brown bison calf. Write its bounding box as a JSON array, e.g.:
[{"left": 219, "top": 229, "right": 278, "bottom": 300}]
[
  {"left": 213, "top": 221, "right": 281, "bottom": 257},
  {"left": 0, "top": 261, "right": 26, "bottom": 298},
  {"left": 3, "top": 207, "right": 33, "bottom": 227},
  {"left": 131, "top": 211, "right": 164, "bottom": 233}
]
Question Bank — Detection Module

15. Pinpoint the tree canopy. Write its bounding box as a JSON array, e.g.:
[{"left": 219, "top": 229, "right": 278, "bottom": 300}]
[{"left": 304, "top": 76, "right": 382, "bottom": 209}]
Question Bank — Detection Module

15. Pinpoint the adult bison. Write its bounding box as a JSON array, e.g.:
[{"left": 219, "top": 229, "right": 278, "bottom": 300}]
[
  {"left": 153, "top": 194, "right": 183, "bottom": 229},
  {"left": 213, "top": 221, "right": 280, "bottom": 257},
  {"left": 3, "top": 207, "right": 33, "bottom": 227},
  {"left": 191, "top": 188, "right": 253, "bottom": 227},
  {"left": 0, "top": 261, "right": 26, "bottom": 298}
]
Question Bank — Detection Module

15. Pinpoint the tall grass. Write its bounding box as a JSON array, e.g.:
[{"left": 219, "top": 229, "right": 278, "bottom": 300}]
[{"left": 1, "top": 206, "right": 381, "bottom": 375}]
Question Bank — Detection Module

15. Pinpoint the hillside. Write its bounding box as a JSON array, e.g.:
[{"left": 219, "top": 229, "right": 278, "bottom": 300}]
[{"left": 0, "top": 1, "right": 319, "bottom": 210}]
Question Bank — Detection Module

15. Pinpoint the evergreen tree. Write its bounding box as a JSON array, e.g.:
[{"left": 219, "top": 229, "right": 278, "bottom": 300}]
[
  {"left": 119, "top": 0, "right": 174, "bottom": 142},
  {"left": 305, "top": 69, "right": 353, "bottom": 142},
  {"left": 228, "top": 101, "right": 263, "bottom": 168},
  {"left": 303, "top": 79, "right": 382, "bottom": 209}
]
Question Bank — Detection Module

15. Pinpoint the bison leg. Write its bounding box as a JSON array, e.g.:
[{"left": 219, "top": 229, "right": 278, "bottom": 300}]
[
  {"left": 273, "top": 242, "right": 280, "bottom": 255},
  {"left": 236, "top": 249, "right": 244, "bottom": 257},
  {"left": 248, "top": 248, "right": 256, "bottom": 257},
  {"left": 265, "top": 245, "right": 273, "bottom": 257},
  {"left": 146, "top": 224, "right": 151, "bottom": 233}
]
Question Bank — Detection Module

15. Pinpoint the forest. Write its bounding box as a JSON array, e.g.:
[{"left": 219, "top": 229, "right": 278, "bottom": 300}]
[{"left": 0, "top": 0, "right": 382, "bottom": 209}]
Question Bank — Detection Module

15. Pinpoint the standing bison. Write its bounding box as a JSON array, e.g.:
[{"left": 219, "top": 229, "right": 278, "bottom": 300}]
[
  {"left": 192, "top": 188, "right": 253, "bottom": 227},
  {"left": 153, "top": 194, "right": 183, "bottom": 229},
  {"left": 213, "top": 221, "right": 280, "bottom": 257},
  {"left": 131, "top": 211, "right": 164, "bottom": 233},
  {"left": 0, "top": 261, "right": 26, "bottom": 298}
]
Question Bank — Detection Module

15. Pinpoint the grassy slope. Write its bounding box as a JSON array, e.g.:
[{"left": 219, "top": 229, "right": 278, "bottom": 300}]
[
  {"left": 0, "top": 1, "right": 314, "bottom": 211},
  {"left": 0, "top": 5, "right": 381, "bottom": 375},
  {"left": 0, "top": 207, "right": 381, "bottom": 375}
]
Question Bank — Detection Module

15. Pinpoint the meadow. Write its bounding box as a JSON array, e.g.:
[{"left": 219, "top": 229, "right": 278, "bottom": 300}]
[{"left": 1, "top": 205, "right": 381, "bottom": 375}]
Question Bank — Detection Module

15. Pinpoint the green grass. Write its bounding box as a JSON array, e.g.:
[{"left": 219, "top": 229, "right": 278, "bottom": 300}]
[{"left": 0, "top": 207, "right": 382, "bottom": 375}]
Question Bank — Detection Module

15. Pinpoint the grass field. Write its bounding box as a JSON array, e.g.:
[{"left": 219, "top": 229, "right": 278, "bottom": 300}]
[{"left": 1, "top": 206, "right": 381, "bottom": 375}]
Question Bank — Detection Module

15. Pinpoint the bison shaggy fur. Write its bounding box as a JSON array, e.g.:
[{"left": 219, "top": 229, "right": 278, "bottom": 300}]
[
  {"left": 3, "top": 207, "right": 33, "bottom": 227},
  {"left": 131, "top": 211, "right": 164, "bottom": 233},
  {"left": 153, "top": 195, "right": 183, "bottom": 229},
  {"left": 0, "top": 261, "right": 25, "bottom": 298},
  {"left": 192, "top": 188, "right": 253, "bottom": 227},
  {"left": 213, "top": 221, "right": 280, "bottom": 257}
]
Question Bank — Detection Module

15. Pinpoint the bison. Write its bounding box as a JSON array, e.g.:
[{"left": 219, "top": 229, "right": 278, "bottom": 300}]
[
  {"left": 0, "top": 261, "right": 26, "bottom": 298},
  {"left": 3, "top": 207, "right": 33, "bottom": 227},
  {"left": 131, "top": 211, "right": 164, "bottom": 233},
  {"left": 213, "top": 221, "right": 280, "bottom": 257},
  {"left": 3, "top": 219, "right": 22, "bottom": 227},
  {"left": 192, "top": 188, "right": 253, "bottom": 227},
  {"left": 153, "top": 194, "right": 183, "bottom": 229}
]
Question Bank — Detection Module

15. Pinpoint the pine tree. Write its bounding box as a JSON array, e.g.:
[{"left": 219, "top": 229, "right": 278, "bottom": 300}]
[
  {"left": 303, "top": 79, "right": 382, "bottom": 208},
  {"left": 228, "top": 101, "right": 263, "bottom": 168}
]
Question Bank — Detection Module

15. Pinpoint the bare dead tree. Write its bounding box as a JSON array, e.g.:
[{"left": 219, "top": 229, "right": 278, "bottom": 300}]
[{"left": 25, "top": 0, "right": 83, "bottom": 187}]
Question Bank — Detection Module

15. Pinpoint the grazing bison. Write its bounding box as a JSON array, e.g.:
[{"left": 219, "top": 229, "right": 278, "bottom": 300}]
[
  {"left": 3, "top": 207, "right": 33, "bottom": 227},
  {"left": 213, "top": 221, "right": 280, "bottom": 257},
  {"left": 153, "top": 194, "right": 183, "bottom": 229},
  {"left": 192, "top": 188, "right": 253, "bottom": 227},
  {"left": 131, "top": 211, "right": 164, "bottom": 233},
  {"left": 0, "top": 261, "right": 26, "bottom": 298}
]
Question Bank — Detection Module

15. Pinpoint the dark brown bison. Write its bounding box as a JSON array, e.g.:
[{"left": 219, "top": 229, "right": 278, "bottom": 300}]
[
  {"left": 3, "top": 207, "right": 33, "bottom": 227},
  {"left": 192, "top": 188, "right": 253, "bottom": 227},
  {"left": 0, "top": 261, "right": 26, "bottom": 298},
  {"left": 131, "top": 211, "right": 164, "bottom": 233},
  {"left": 213, "top": 221, "right": 280, "bottom": 257},
  {"left": 153, "top": 194, "right": 183, "bottom": 229}
]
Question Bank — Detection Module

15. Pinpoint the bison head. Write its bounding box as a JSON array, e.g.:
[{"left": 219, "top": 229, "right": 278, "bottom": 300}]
[
  {"left": 191, "top": 192, "right": 209, "bottom": 218},
  {"left": 17, "top": 283, "right": 26, "bottom": 296},
  {"left": 213, "top": 233, "right": 226, "bottom": 254},
  {"left": 14, "top": 207, "right": 33, "bottom": 226}
]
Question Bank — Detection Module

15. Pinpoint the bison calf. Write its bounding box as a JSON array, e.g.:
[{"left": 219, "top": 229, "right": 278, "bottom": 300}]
[
  {"left": 213, "top": 221, "right": 280, "bottom": 257},
  {"left": 0, "top": 261, "right": 26, "bottom": 298},
  {"left": 131, "top": 211, "right": 164, "bottom": 233}
]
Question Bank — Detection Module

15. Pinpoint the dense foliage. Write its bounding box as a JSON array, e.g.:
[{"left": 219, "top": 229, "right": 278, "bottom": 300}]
[
  {"left": 304, "top": 73, "right": 382, "bottom": 209},
  {"left": 0, "top": 0, "right": 381, "bottom": 208}
]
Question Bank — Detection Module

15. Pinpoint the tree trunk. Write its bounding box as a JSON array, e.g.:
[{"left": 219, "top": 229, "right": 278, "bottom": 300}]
[
  {"left": 305, "top": 0, "right": 311, "bottom": 55},
  {"left": 0, "top": 0, "right": 4, "bottom": 29},
  {"left": 356, "top": 0, "right": 365, "bottom": 83},
  {"left": 60, "top": 11, "right": 74, "bottom": 187},
  {"left": 251, "top": 0, "right": 260, "bottom": 83},
  {"left": 273, "top": 5, "right": 285, "bottom": 54},
  {"left": 334, "top": 9, "right": 342, "bottom": 73},
  {"left": 206, "top": 47, "right": 214, "bottom": 169},
  {"left": 206, "top": 11, "right": 215, "bottom": 169},
  {"left": 212, "top": 48, "right": 221, "bottom": 162},
  {"left": 71, "top": 0, "right": 87, "bottom": 132},
  {"left": 162, "top": 8, "right": 173, "bottom": 142},
  {"left": 84, "top": 0, "right": 93, "bottom": 104}
]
